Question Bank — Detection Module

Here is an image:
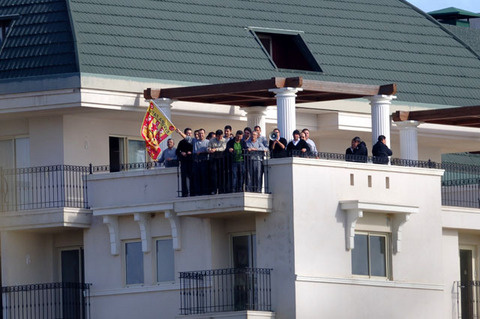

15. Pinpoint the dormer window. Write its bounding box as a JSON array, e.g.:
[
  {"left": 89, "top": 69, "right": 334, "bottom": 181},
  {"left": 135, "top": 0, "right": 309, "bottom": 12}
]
[
  {"left": 0, "top": 15, "right": 17, "bottom": 48},
  {"left": 251, "top": 28, "right": 322, "bottom": 72}
]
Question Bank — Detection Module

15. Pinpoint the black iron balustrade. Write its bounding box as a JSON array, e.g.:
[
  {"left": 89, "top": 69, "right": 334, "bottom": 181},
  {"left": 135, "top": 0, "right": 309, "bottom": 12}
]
[
  {"left": 176, "top": 151, "right": 270, "bottom": 197},
  {"left": 0, "top": 165, "right": 90, "bottom": 212},
  {"left": 179, "top": 268, "right": 272, "bottom": 315},
  {"left": 455, "top": 281, "right": 480, "bottom": 319},
  {"left": 2, "top": 282, "right": 91, "bottom": 319}
]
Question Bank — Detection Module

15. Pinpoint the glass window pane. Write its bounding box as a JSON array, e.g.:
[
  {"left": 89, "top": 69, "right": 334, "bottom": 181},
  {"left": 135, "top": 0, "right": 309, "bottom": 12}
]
[
  {"left": 156, "top": 239, "right": 175, "bottom": 282},
  {"left": 0, "top": 140, "right": 14, "bottom": 169},
  {"left": 126, "top": 242, "right": 143, "bottom": 285},
  {"left": 15, "top": 138, "right": 30, "bottom": 168},
  {"left": 128, "top": 140, "right": 146, "bottom": 164},
  {"left": 370, "top": 235, "right": 386, "bottom": 277},
  {"left": 352, "top": 234, "right": 369, "bottom": 276}
]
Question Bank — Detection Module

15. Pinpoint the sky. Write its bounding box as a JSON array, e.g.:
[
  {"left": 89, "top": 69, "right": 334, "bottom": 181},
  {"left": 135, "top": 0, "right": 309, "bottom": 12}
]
[{"left": 407, "top": 0, "right": 480, "bottom": 13}]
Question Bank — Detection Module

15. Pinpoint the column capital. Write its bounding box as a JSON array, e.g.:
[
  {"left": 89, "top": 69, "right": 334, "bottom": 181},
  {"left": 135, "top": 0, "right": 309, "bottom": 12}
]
[
  {"left": 269, "top": 87, "right": 303, "bottom": 97},
  {"left": 153, "top": 97, "right": 174, "bottom": 107},
  {"left": 394, "top": 120, "right": 420, "bottom": 129},
  {"left": 240, "top": 106, "right": 269, "bottom": 115},
  {"left": 368, "top": 95, "right": 397, "bottom": 104}
]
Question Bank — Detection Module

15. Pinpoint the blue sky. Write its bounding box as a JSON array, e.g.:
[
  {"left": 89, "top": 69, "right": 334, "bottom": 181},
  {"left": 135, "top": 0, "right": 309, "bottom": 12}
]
[{"left": 407, "top": 0, "right": 480, "bottom": 13}]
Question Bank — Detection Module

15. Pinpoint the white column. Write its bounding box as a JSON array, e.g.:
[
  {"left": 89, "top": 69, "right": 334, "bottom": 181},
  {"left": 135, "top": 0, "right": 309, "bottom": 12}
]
[
  {"left": 395, "top": 120, "right": 420, "bottom": 161},
  {"left": 241, "top": 106, "right": 268, "bottom": 133},
  {"left": 269, "top": 88, "right": 303, "bottom": 140},
  {"left": 154, "top": 98, "right": 174, "bottom": 152},
  {"left": 368, "top": 95, "right": 396, "bottom": 147}
]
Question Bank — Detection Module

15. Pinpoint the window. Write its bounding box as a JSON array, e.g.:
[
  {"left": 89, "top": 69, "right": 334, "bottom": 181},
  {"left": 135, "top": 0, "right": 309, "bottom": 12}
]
[
  {"left": 352, "top": 232, "right": 390, "bottom": 278},
  {"left": 109, "top": 137, "right": 148, "bottom": 172},
  {"left": 252, "top": 29, "right": 322, "bottom": 72},
  {"left": 125, "top": 241, "right": 143, "bottom": 285},
  {"left": 156, "top": 239, "right": 175, "bottom": 282},
  {"left": 0, "top": 137, "right": 29, "bottom": 169},
  {"left": 0, "top": 17, "right": 13, "bottom": 48}
]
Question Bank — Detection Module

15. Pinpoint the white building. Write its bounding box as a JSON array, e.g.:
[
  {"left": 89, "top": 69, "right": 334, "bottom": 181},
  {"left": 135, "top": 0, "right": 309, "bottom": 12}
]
[{"left": 1, "top": 0, "right": 480, "bottom": 318}]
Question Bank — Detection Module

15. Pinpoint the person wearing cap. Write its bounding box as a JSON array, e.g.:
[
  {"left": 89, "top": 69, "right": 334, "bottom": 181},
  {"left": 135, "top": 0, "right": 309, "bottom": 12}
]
[
  {"left": 287, "top": 129, "right": 310, "bottom": 156},
  {"left": 208, "top": 129, "right": 227, "bottom": 194}
]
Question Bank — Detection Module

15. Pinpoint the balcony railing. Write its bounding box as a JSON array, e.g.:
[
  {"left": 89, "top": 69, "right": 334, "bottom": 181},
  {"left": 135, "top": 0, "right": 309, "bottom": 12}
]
[
  {"left": 2, "top": 282, "right": 91, "bottom": 319},
  {"left": 0, "top": 165, "right": 89, "bottom": 212},
  {"left": 455, "top": 281, "right": 480, "bottom": 319},
  {"left": 179, "top": 268, "right": 272, "bottom": 315},
  {"left": 3, "top": 154, "right": 480, "bottom": 212}
]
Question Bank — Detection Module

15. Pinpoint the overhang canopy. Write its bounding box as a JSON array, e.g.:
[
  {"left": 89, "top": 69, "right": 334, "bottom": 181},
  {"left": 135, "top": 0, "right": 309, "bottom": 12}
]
[
  {"left": 144, "top": 77, "right": 396, "bottom": 107},
  {"left": 392, "top": 106, "right": 480, "bottom": 128}
]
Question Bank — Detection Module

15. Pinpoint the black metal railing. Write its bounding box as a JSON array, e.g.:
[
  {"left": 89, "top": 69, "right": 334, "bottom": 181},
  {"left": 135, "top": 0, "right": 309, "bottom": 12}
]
[
  {"left": 179, "top": 268, "right": 272, "bottom": 315},
  {"left": 455, "top": 281, "right": 480, "bottom": 319},
  {"left": 0, "top": 165, "right": 90, "bottom": 212},
  {"left": 176, "top": 151, "right": 270, "bottom": 197},
  {"left": 2, "top": 282, "right": 91, "bottom": 319}
]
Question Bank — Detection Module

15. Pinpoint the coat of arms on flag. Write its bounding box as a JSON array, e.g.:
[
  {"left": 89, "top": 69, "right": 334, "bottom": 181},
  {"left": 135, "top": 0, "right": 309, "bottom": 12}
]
[{"left": 141, "top": 101, "right": 176, "bottom": 160}]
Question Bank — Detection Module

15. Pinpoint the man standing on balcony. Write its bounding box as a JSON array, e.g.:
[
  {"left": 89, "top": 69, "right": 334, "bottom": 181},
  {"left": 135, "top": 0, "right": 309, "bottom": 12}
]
[
  {"left": 176, "top": 128, "right": 209, "bottom": 195},
  {"left": 287, "top": 130, "right": 310, "bottom": 156},
  {"left": 158, "top": 139, "right": 178, "bottom": 167},
  {"left": 269, "top": 128, "right": 287, "bottom": 158},
  {"left": 227, "top": 130, "right": 248, "bottom": 192},
  {"left": 372, "top": 135, "right": 392, "bottom": 164},
  {"left": 176, "top": 128, "right": 193, "bottom": 196},
  {"left": 346, "top": 136, "right": 368, "bottom": 163},
  {"left": 254, "top": 125, "right": 268, "bottom": 148},
  {"left": 246, "top": 131, "right": 267, "bottom": 192},
  {"left": 208, "top": 129, "right": 227, "bottom": 194},
  {"left": 302, "top": 128, "right": 317, "bottom": 155}
]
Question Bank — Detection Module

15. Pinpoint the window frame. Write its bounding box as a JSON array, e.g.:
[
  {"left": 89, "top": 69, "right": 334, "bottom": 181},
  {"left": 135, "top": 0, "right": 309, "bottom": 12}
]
[
  {"left": 155, "top": 237, "right": 175, "bottom": 283},
  {"left": 109, "top": 136, "right": 150, "bottom": 172},
  {"left": 351, "top": 231, "right": 391, "bottom": 280},
  {"left": 124, "top": 240, "right": 144, "bottom": 286}
]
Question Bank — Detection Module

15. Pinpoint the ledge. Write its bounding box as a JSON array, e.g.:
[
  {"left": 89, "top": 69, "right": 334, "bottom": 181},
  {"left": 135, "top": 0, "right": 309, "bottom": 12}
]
[
  {"left": 174, "top": 192, "right": 273, "bottom": 217},
  {"left": 175, "top": 310, "right": 275, "bottom": 319},
  {"left": 0, "top": 207, "right": 92, "bottom": 231}
]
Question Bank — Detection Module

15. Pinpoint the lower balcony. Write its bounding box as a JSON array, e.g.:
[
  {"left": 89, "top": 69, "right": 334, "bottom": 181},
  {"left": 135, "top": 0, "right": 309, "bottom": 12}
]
[
  {"left": 2, "top": 282, "right": 92, "bottom": 319},
  {"left": 179, "top": 268, "right": 273, "bottom": 318}
]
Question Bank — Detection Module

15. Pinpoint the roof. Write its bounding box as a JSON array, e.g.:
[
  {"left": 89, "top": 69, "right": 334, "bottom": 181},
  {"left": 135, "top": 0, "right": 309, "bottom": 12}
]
[
  {"left": 2, "top": 0, "right": 480, "bottom": 107},
  {"left": 428, "top": 7, "right": 480, "bottom": 19},
  {"left": 144, "top": 77, "right": 397, "bottom": 107},
  {"left": 392, "top": 105, "right": 480, "bottom": 128},
  {"left": 443, "top": 25, "right": 480, "bottom": 56},
  {"left": 0, "top": 0, "right": 78, "bottom": 79}
]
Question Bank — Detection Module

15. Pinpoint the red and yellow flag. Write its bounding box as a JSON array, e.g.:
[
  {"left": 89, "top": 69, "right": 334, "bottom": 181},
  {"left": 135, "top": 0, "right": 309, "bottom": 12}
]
[{"left": 141, "top": 101, "right": 176, "bottom": 160}]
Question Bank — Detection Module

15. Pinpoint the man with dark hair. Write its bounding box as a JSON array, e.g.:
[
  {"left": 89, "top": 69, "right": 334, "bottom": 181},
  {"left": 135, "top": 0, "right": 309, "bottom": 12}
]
[
  {"left": 227, "top": 130, "right": 248, "bottom": 192},
  {"left": 372, "top": 135, "right": 392, "bottom": 164},
  {"left": 286, "top": 129, "right": 310, "bottom": 156},
  {"left": 254, "top": 125, "right": 268, "bottom": 148},
  {"left": 176, "top": 128, "right": 193, "bottom": 196},
  {"left": 224, "top": 125, "right": 233, "bottom": 141},
  {"left": 346, "top": 136, "right": 368, "bottom": 163},
  {"left": 269, "top": 127, "right": 287, "bottom": 158},
  {"left": 243, "top": 127, "right": 252, "bottom": 142}
]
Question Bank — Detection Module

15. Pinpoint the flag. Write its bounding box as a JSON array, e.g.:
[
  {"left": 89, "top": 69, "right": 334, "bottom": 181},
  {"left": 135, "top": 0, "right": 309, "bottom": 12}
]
[{"left": 141, "top": 101, "right": 176, "bottom": 160}]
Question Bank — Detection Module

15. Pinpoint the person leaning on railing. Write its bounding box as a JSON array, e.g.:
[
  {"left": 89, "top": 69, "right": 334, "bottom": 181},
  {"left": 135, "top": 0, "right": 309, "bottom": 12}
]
[
  {"left": 158, "top": 138, "right": 179, "bottom": 167},
  {"left": 246, "top": 131, "right": 268, "bottom": 192},
  {"left": 287, "top": 129, "right": 310, "bottom": 157},
  {"left": 345, "top": 136, "right": 368, "bottom": 163},
  {"left": 372, "top": 135, "right": 392, "bottom": 164},
  {"left": 207, "top": 129, "right": 227, "bottom": 195},
  {"left": 226, "top": 130, "right": 248, "bottom": 192}
]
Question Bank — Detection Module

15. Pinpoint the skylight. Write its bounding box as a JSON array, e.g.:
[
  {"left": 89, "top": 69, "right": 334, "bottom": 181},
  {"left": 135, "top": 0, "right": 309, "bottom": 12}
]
[{"left": 251, "top": 28, "right": 322, "bottom": 72}]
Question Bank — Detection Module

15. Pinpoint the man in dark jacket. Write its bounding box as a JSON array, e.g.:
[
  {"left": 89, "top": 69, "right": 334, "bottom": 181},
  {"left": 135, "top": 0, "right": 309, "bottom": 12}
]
[
  {"left": 176, "top": 128, "right": 193, "bottom": 196},
  {"left": 346, "top": 136, "right": 368, "bottom": 162},
  {"left": 372, "top": 135, "right": 392, "bottom": 164},
  {"left": 286, "top": 130, "right": 310, "bottom": 156}
]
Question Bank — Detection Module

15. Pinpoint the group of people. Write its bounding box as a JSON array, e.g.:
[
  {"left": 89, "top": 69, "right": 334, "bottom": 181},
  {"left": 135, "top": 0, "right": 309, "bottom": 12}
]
[
  {"left": 159, "top": 125, "right": 319, "bottom": 196},
  {"left": 157, "top": 125, "right": 393, "bottom": 197},
  {"left": 345, "top": 135, "right": 393, "bottom": 164}
]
